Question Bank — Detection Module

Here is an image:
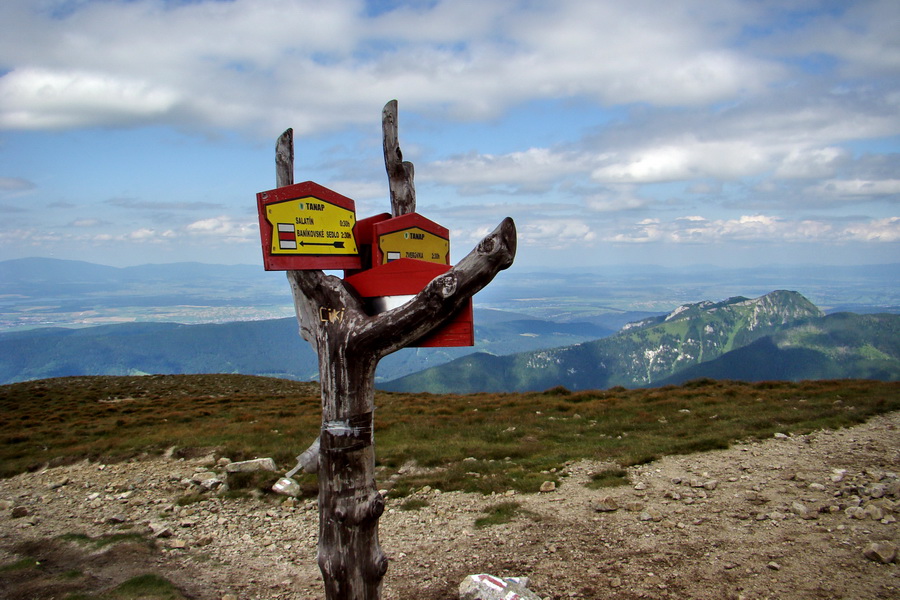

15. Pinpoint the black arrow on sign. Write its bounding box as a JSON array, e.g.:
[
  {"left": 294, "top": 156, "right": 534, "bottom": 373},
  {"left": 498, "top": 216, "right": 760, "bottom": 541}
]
[{"left": 299, "top": 241, "right": 345, "bottom": 248}]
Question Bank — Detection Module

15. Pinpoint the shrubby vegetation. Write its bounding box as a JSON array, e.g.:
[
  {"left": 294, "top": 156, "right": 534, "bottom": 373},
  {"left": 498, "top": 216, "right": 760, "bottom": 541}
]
[{"left": 2, "top": 374, "right": 897, "bottom": 497}]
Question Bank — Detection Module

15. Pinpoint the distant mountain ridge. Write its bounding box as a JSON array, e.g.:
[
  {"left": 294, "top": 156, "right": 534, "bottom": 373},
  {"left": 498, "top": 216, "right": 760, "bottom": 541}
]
[
  {"left": 382, "top": 291, "right": 898, "bottom": 393},
  {"left": 659, "top": 312, "right": 900, "bottom": 385},
  {"left": 3, "top": 257, "right": 899, "bottom": 392},
  {"left": 0, "top": 311, "right": 612, "bottom": 386},
  {"left": 618, "top": 290, "right": 824, "bottom": 378}
]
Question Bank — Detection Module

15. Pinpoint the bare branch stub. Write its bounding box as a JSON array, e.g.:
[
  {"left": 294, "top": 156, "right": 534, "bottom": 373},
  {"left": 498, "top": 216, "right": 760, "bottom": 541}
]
[
  {"left": 276, "top": 128, "right": 294, "bottom": 188},
  {"left": 382, "top": 100, "right": 416, "bottom": 217}
]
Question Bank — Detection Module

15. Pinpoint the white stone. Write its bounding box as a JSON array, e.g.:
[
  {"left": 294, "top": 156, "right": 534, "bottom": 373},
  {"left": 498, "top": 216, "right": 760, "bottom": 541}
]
[{"left": 224, "top": 458, "right": 277, "bottom": 473}]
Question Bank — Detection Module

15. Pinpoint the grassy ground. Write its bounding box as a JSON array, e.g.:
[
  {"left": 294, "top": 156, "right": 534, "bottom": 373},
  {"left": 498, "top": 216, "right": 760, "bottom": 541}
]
[{"left": 1, "top": 374, "right": 898, "bottom": 496}]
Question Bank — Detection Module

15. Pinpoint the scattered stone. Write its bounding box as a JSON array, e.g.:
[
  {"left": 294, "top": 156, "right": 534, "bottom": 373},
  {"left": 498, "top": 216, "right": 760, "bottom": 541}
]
[
  {"left": 703, "top": 479, "right": 719, "bottom": 491},
  {"left": 773, "top": 433, "right": 789, "bottom": 439},
  {"left": 767, "top": 562, "right": 781, "bottom": 571},
  {"left": 791, "top": 501, "right": 816, "bottom": 520},
  {"left": 148, "top": 522, "right": 173, "bottom": 538},
  {"left": 863, "top": 541, "right": 897, "bottom": 564},
  {"left": 48, "top": 477, "right": 70, "bottom": 489},
  {"left": 539, "top": 481, "right": 556, "bottom": 493},
  {"left": 224, "top": 458, "right": 277, "bottom": 473},
  {"left": 592, "top": 497, "right": 619, "bottom": 512},
  {"left": 11, "top": 506, "right": 29, "bottom": 518},
  {"left": 623, "top": 501, "right": 644, "bottom": 512},
  {"left": 639, "top": 508, "right": 663, "bottom": 522},
  {"left": 863, "top": 504, "right": 884, "bottom": 521},
  {"left": 459, "top": 573, "right": 541, "bottom": 600},
  {"left": 845, "top": 506, "right": 867, "bottom": 520},
  {"left": 745, "top": 491, "right": 769, "bottom": 505},
  {"left": 272, "top": 477, "right": 301, "bottom": 497},
  {"left": 191, "top": 471, "right": 220, "bottom": 485}
]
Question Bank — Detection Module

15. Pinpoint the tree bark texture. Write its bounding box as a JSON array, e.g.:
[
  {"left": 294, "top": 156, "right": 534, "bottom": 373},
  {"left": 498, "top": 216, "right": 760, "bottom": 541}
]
[
  {"left": 382, "top": 100, "right": 416, "bottom": 217},
  {"left": 277, "top": 101, "right": 516, "bottom": 599}
]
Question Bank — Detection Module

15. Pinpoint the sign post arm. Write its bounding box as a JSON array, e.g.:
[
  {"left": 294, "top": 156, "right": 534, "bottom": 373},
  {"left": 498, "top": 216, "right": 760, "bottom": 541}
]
[
  {"left": 359, "top": 217, "right": 516, "bottom": 358},
  {"left": 382, "top": 100, "right": 416, "bottom": 217}
]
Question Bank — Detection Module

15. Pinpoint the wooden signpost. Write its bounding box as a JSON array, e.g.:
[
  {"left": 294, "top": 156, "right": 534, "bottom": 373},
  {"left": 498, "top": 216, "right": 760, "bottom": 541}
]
[{"left": 258, "top": 100, "right": 516, "bottom": 600}]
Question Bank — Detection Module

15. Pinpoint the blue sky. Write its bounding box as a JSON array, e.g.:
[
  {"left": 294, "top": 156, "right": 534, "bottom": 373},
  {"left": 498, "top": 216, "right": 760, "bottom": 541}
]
[{"left": 0, "top": 0, "right": 898, "bottom": 269}]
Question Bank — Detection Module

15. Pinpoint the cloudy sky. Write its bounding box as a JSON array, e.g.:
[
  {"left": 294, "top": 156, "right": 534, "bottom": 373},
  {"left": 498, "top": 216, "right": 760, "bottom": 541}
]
[{"left": 1, "top": 0, "right": 898, "bottom": 269}]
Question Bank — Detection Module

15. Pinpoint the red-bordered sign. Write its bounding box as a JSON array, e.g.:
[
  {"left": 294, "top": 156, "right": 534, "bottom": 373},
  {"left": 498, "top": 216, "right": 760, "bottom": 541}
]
[{"left": 256, "top": 181, "right": 362, "bottom": 271}]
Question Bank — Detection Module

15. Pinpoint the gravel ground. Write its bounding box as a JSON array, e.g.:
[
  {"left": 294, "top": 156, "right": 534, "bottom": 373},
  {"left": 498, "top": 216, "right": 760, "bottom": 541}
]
[{"left": 2, "top": 412, "right": 898, "bottom": 599}]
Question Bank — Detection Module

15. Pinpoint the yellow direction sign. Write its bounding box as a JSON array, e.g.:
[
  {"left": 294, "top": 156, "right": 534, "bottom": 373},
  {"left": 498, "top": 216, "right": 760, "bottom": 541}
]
[
  {"left": 378, "top": 227, "right": 449, "bottom": 264},
  {"left": 266, "top": 198, "right": 357, "bottom": 255},
  {"left": 256, "top": 181, "right": 361, "bottom": 271},
  {"left": 374, "top": 213, "right": 450, "bottom": 265}
]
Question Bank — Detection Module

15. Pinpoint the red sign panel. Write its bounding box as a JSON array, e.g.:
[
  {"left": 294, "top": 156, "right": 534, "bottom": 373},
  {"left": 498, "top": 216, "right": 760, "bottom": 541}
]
[
  {"left": 256, "top": 181, "right": 362, "bottom": 271},
  {"left": 344, "top": 258, "right": 474, "bottom": 347}
]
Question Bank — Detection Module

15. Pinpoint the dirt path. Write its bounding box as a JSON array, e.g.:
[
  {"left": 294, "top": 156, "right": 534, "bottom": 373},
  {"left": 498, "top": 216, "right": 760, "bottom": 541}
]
[{"left": 2, "top": 412, "right": 898, "bottom": 599}]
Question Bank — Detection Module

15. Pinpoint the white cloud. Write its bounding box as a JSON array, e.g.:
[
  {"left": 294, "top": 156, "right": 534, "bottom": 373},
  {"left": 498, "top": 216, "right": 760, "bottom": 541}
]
[
  {"left": 775, "top": 147, "right": 848, "bottom": 179},
  {"left": 127, "top": 227, "right": 165, "bottom": 241},
  {"left": 586, "top": 187, "right": 649, "bottom": 212},
  {"left": 810, "top": 178, "right": 900, "bottom": 198},
  {"left": 1, "top": 0, "right": 898, "bottom": 269},
  {"left": 0, "top": 176, "right": 36, "bottom": 191},
  {"left": 184, "top": 216, "right": 257, "bottom": 242},
  {"left": 605, "top": 214, "right": 900, "bottom": 245},
  {"left": 592, "top": 139, "right": 775, "bottom": 184},
  {"left": 841, "top": 217, "right": 900, "bottom": 242},
  {"left": 0, "top": 68, "right": 182, "bottom": 129},
  {"left": 756, "top": 0, "right": 900, "bottom": 78},
  {"left": 0, "top": 0, "right": 785, "bottom": 134},
  {"left": 427, "top": 148, "right": 595, "bottom": 192},
  {"left": 70, "top": 218, "right": 102, "bottom": 227},
  {"left": 520, "top": 219, "right": 595, "bottom": 250}
]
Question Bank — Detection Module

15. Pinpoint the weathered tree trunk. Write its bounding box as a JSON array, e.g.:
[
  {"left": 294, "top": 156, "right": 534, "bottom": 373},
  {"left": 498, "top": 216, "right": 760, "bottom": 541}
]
[{"left": 278, "top": 101, "right": 516, "bottom": 600}]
